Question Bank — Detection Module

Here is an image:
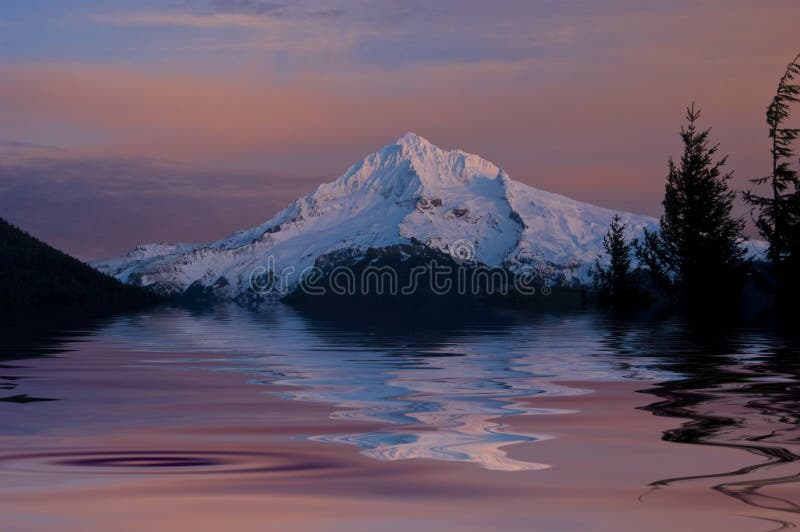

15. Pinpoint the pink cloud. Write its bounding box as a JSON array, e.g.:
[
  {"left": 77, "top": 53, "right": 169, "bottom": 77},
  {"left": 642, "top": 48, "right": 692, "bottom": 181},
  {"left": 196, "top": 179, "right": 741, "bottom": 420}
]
[{"left": 2, "top": 1, "right": 799, "bottom": 238}]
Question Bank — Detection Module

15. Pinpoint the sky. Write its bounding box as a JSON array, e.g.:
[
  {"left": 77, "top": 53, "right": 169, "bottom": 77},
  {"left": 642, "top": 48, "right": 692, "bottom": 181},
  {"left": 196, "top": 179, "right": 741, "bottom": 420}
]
[{"left": 1, "top": 0, "right": 799, "bottom": 259}]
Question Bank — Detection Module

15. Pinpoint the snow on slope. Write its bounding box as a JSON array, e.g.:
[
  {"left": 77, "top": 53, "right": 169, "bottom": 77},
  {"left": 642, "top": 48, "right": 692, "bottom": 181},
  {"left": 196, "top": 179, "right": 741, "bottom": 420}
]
[{"left": 95, "top": 133, "right": 659, "bottom": 297}]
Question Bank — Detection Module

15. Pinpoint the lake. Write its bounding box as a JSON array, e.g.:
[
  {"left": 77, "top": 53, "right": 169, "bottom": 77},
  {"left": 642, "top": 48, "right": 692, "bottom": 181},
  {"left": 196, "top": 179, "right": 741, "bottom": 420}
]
[{"left": 1, "top": 303, "right": 798, "bottom": 531}]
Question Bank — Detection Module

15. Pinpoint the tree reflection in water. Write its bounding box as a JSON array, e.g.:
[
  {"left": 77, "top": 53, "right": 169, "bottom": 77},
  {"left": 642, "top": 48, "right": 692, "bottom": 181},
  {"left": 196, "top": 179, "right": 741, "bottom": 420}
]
[{"left": 604, "top": 317, "right": 800, "bottom": 528}]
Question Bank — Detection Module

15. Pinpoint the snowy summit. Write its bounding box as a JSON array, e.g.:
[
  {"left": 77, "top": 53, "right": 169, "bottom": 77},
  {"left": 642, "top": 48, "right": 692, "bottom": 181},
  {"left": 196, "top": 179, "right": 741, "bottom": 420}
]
[{"left": 95, "top": 133, "right": 658, "bottom": 297}]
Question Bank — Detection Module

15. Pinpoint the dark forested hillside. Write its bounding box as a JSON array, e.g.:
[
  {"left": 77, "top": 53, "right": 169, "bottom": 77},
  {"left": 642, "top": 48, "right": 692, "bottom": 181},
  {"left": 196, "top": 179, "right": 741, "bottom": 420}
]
[{"left": 0, "top": 217, "right": 160, "bottom": 312}]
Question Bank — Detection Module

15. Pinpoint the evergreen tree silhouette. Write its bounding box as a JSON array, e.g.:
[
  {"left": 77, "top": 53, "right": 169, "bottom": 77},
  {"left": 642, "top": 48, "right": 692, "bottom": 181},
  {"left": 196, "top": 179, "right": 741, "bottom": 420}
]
[
  {"left": 745, "top": 51, "right": 800, "bottom": 295},
  {"left": 638, "top": 103, "right": 746, "bottom": 301},
  {"left": 594, "top": 214, "right": 636, "bottom": 305}
]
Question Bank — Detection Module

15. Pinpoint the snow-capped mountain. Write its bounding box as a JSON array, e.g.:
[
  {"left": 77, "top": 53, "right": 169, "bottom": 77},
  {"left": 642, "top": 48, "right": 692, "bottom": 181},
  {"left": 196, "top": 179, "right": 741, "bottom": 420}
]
[{"left": 96, "top": 133, "right": 658, "bottom": 298}]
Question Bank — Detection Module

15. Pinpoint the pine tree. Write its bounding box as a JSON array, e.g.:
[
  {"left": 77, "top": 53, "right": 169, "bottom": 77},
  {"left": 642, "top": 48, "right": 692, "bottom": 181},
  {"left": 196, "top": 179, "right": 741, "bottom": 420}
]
[
  {"left": 637, "top": 103, "right": 746, "bottom": 299},
  {"left": 594, "top": 215, "right": 634, "bottom": 304},
  {"left": 745, "top": 51, "right": 800, "bottom": 290}
]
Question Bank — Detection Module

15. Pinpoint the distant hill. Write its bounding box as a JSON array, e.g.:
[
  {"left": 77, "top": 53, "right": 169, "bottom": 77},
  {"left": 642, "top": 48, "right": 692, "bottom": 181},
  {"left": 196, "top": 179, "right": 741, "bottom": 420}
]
[{"left": 0, "top": 217, "right": 161, "bottom": 312}]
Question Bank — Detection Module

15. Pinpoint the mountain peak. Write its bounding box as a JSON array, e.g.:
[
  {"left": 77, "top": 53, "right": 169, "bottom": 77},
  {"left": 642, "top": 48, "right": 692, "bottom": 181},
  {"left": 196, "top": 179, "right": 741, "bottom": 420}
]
[
  {"left": 394, "top": 131, "right": 433, "bottom": 150},
  {"left": 371, "top": 132, "right": 501, "bottom": 190}
]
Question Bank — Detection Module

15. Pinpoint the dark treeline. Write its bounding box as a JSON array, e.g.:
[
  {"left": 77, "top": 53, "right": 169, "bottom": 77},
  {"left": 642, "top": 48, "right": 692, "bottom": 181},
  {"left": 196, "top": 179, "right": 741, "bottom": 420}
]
[
  {"left": 0, "top": 217, "right": 161, "bottom": 313},
  {"left": 594, "top": 51, "right": 800, "bottom": 311}
]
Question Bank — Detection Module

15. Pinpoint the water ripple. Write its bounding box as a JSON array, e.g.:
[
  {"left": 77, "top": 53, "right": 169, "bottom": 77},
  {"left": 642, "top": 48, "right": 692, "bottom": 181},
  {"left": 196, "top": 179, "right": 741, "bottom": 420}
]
[{"left": 0, "top": 450, "right": 339, "bottom": 476}]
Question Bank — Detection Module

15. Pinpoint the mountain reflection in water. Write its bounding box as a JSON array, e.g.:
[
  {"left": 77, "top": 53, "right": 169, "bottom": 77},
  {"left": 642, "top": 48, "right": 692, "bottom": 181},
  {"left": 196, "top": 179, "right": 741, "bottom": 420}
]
[{"left": 93, "top": 305, "right": 675, "bottom": 471}]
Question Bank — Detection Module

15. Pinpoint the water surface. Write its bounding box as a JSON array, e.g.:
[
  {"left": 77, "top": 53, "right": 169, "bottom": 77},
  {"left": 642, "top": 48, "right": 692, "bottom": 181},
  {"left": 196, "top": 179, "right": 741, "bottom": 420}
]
[{"left": 1, "top": 304, "right": 798, "bottom": 531}]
